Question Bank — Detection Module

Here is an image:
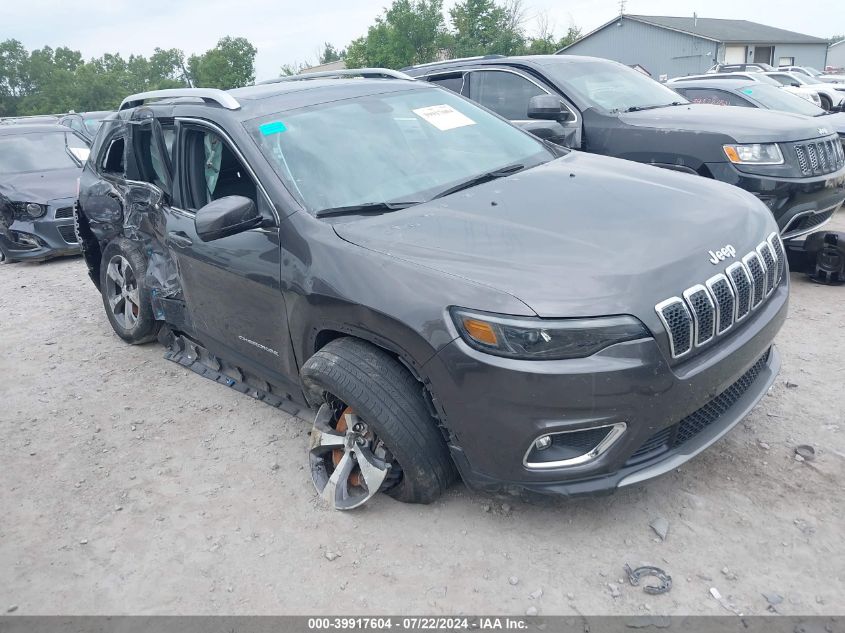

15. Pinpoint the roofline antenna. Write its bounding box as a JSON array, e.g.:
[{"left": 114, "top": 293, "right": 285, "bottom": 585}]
[
  {"left": 693, "top": 11, "right": 698, "bottom": 27},
  {"left": 618, "top": 0, "right": 626, "bottom": 15}
]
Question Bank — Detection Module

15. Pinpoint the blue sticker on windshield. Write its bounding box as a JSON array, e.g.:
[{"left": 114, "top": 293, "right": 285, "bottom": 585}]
[
  {"left": 259, "top": 121, "right": 287, "bottom": 135},
  {"left": 741, "top": 88, "right": 754, "bottom": 95}
]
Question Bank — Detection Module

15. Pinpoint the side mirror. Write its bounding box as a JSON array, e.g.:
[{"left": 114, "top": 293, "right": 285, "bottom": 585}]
[
  {"left": 195, "top": 195, "right": 262, "bottom": 242},
  {"left": 528, "top": 95, "right": 568, "bottom": 121}
]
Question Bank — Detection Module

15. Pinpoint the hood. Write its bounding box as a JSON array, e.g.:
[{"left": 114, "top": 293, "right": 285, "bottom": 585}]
[
  {"left": 333, "top": 152, "right": 775, "bottom": 321},
  {"left": 0, "top": 167, "right": 80, "bottom": 205},
  {"left": 620, "top": 103, "right": 828, "bottom": 143}
]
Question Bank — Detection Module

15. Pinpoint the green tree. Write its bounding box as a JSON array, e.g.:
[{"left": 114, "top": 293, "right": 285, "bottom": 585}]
[
  {"left": 345, "top": 0, "right": 448, "bottom": 69},
  {"left": 448, "top": 0, "right": 526, "bottom": 58},
  {"left": 0, "top": 39, "right": 30, "bottom": 115},
  {"left": 319, "top": 42, "right": 345, "bottom": 64},
  {"left": 188, "top": 36, "right": 257, "bottom": 89}
]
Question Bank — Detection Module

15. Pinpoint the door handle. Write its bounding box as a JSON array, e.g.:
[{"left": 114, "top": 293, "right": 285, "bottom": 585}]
[{"left": 167, "top": 231, "right": 193, "bottom": 248}]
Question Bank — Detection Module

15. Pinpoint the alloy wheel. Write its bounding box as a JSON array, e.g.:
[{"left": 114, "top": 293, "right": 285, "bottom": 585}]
[
  {"left": 105, "top": 255, "right": 141, "bottom": 330},
  {"left": 308, "top": 402, "right": 399, "bottom": 510}
]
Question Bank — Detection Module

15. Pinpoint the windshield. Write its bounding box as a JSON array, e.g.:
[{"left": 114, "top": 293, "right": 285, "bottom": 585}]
[
  {"left": 0, "top": 130, "right": 89, "bottom": 175},
  {"left": 247, "top": 87, "right": 552, "bottom": 214},
  {"left": 736, "top": 84, "right": 825, "bottom": 116},
  {"left": 542, "top": 61, "right": 688, "bottom": 113},
  {"left": 774, "top": 73, "right": 812, "bottom": 86},
  {"left": 804, "top": 67, "right": 823, "bottom": 76}
]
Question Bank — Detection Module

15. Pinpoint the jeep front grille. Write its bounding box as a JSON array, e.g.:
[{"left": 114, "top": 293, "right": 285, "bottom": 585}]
[
  {"left": 793, "top": 135, "right": 845, "bottom": 176},
  {"left": 655, "top": 233, "right": 785, "bottom": 359}
]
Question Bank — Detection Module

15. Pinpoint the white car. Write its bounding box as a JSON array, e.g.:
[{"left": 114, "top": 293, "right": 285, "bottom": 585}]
[
  {"left": 764, "top": 71, "right": 845, "bottom": 111},
  {"left": 778, "top": 66, "right": 845, "bottom": 85},
  {"left": 668, "top": 73, "right": 822, "bottom": 107}
]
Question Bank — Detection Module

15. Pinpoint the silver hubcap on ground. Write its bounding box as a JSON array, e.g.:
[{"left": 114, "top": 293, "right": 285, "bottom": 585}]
[
  {"left": 309, "top": 403, "right": 392, "bottom": 510},
  {"left": 105, "top": 255, "right": 140, "bottom": 330}
]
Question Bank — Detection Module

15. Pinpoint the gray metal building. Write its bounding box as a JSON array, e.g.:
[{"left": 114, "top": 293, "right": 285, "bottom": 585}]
[
  {"left": 828, "top": 40, "right": 845, "bottom": 70},
  {"left": 559, "top": 15, "right": 830, "bottom": 79}
]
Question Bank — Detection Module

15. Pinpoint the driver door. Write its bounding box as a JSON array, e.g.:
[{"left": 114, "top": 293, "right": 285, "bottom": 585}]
[
  {"left": 162, "top": 120, "right": 299, "bottom": 390},
  {"left": 465, "top": 68, "right": 582, "bottom": 148}
]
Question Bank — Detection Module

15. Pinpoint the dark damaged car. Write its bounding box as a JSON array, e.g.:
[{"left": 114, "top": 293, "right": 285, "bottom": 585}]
[
  {"left": 0, "top": 124, "right": 90, "bottom": 263},
  {"left": 405, "top": 55, "right": 845, "bottom": 240},
  {"left": 77, "top": 76, "right": 788, "bottom": 510}
]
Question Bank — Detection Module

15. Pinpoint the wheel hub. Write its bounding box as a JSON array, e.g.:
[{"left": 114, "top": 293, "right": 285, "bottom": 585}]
[{"left": 309, "top": 403, "right": 393, "bottom": 510}]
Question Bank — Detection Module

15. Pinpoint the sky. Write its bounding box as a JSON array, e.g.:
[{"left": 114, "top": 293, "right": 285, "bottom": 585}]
[{"left": 2, "top": 0, "right": 843, "bottom": 80}]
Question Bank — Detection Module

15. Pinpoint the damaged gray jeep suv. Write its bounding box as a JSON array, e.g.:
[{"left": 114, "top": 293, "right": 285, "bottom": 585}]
[{"left": 76, "top": 71, "right": 788, "bottom": 510}]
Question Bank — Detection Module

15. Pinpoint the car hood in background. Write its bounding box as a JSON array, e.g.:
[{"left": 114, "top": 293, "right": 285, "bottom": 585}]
[
  {"left": 0, "top": 167, "right": 80, "bottom": 204},
  {"left": 620, "top": 103, "right": 829, "bottom": 143},
  {"left": 333, "top": 152, "right": 775, "bottom": 320}
]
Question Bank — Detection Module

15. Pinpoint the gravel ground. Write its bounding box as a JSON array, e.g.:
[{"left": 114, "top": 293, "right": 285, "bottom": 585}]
[{"left": 1, "top": 212, "right": 844, "bottom": 616}]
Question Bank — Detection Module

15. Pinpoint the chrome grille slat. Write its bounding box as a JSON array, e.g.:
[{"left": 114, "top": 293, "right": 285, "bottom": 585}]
[
  {"left": 705, "top": 274, "right": 735, "bottom": 335},
  {"left": 655, "top": 298, "right": 693, "bottom": 358},
  {"left": 683, "top": 285, "right": 715, "bottom": 347},
  {"left": 757, "top": 243, "right": 777, "bottom": 297},
  {"left": 767, "top": 232, "right": 786, "bottom": 284},
  {"left": 795, "top": 145, "right": 808, "bottom": 173},
  {"left": 656, "top": 237, "right": 784, "bottom": 359},
  {"left": 743, "top": 252, "right": 766, "bottom": 308},
  {"left": 727, "top": 262, "right": 752, "bottom": 321}
]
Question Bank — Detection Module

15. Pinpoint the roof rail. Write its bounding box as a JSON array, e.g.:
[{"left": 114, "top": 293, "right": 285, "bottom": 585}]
[
  {"left": 258, "top": 68, "right": 414, "bottom": 85},
  {"left": 119, "top": 88, "right": 240, "bottom": 111},
  {"left": 401, "top": 55, "right": 505, "bottom": 71}
]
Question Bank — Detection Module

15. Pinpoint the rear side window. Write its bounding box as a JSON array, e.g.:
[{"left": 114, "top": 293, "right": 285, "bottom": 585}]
[
  {"left": 101, "top": 137, "right": 125, "bottom": 175},
  {"left": 428, "top": 74, "right": 464, "bottom": 94},
  {"left": 470, "top": 70, "right": 548, "bottom": 120},
  {"left": 675, "top": 88, "right": 753, "bottom": 107},
  {"left": 132, "top": 123, "right": 174, "bottom": 193}
]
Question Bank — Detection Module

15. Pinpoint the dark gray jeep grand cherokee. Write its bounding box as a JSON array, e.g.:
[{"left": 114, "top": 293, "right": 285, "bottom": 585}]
[
  {"left": 76, "top": 72, "right": 788, "bottom": 510},
  {"left": 405, "top": 55, "right": 845, "bottom": 241}
]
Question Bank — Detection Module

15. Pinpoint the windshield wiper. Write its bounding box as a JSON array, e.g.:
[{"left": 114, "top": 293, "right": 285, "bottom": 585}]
[
  {"left": 431, "top": 163, "right": 525, "bottom": 200},
  {"left": 315, "top": 200, "right": 421, "bottom": 218},
  {"left": 625, "top": 102, "right": 684, "bottom": 112}
]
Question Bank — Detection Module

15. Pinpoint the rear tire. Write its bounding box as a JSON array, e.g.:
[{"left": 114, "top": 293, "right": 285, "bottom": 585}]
[
  {"left": 99, "top": 238, "right": 160, "bottom": 344},
  {"left": 301, "top": 337, "right": 456, "bottom": 509}
]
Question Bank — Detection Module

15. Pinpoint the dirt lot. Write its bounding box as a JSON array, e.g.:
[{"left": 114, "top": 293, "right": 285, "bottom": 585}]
[{"left": 1, "top": 213, "right": 844, "bottom": 617}]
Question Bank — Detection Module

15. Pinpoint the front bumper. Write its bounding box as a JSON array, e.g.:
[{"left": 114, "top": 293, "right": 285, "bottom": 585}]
[
  {"left": 706, "top": 162, "right": 845, "bottom": 240},
  {"left": 0, "top": 198, "right": 81, "bottom": 263},
  {"left": 422, "top": 281, "right": 788, "bottom": 498}
]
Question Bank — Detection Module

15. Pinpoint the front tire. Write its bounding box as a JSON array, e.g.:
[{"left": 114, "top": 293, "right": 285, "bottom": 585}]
[
  {"left": 99, "top": 238, "right": 160, "bottom": 344},
  {"left": 301, "top": 337, "right": 456, "bottom": 510}
]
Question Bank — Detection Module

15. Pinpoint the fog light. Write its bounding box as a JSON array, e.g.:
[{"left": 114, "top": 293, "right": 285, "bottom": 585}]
[
  {"left": 25, "top": 203, "right": 45, "bottom": 218},
  {"left": 534, "top": 435, "right": 552, "bottom": 451}
]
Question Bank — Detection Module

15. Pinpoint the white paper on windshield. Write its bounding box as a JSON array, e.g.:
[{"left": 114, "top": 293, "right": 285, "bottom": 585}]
[{"left": 412, "top": 105, "right": 476, "bottom": 131}]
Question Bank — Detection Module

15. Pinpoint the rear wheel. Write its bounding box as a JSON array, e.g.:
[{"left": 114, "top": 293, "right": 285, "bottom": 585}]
[
  {"left": 302, "top": 337, "right": 456, "bottom": 510},
  {"left": 99, "top": 238, "right": 160, "bottom": 344}
]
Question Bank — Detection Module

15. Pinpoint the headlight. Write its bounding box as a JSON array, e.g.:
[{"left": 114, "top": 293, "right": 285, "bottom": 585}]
[
  {"left": 450, "top": 308, "right": 650, "bottom": 360},
  {"left": 25, "top": 203, "right": 46, "bottom": 218},
  {"left": 723, "top": 143, "right": 784, "bottom": 165}
]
